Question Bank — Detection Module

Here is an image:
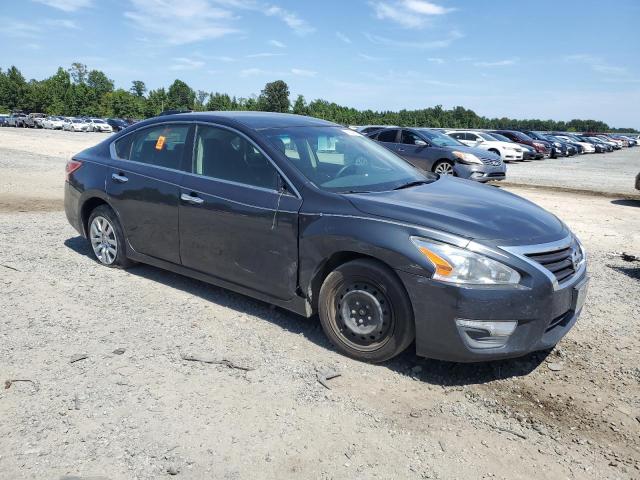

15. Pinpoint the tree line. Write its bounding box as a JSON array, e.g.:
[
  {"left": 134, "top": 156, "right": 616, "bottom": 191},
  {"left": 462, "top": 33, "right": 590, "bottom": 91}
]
[{"left": 0, "top": 63, "right": 636, "bottom": 133}]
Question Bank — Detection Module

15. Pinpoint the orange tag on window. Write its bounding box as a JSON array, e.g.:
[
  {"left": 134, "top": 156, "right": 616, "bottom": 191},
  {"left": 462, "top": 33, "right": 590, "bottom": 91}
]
[{"left": 155, "top": 135, "right": 166, "bottom": 150}]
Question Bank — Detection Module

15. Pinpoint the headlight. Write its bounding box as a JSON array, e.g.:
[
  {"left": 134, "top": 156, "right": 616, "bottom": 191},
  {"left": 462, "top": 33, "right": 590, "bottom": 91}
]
[
  {"left": 451, "top": 151, "right": 483, "bottom": 164},
  {"left": 410, "top": 237, "right": 521, "bottom": 285}
]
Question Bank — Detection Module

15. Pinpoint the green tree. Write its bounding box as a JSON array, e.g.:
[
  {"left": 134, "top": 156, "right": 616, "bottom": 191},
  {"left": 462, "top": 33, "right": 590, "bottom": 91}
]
[
  {"left": 166, "top": 79, "right": 195, "bottom": 111},
  {"left": 68, "top": 62, "right": 88, "bottom": 84},
  {"left": 292, "top": 94, "right": 308, "bottom": 115},
  {"left": 259, "top": 80, "right": 290, "bottom": 112},
  {"left": 130, "top": 80, "right": 146, "bottom": 98}
]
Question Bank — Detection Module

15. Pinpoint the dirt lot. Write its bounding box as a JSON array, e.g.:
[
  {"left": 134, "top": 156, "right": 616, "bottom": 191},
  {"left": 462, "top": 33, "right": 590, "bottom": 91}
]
[{"left": 1, "top": 128, "right": 639, "bottom": 480}]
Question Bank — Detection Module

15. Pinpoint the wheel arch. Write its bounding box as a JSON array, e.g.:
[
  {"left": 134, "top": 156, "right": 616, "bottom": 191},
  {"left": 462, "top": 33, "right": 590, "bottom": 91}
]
[{"left": 79, "top": 194, "right": 115, "bottom": 237}]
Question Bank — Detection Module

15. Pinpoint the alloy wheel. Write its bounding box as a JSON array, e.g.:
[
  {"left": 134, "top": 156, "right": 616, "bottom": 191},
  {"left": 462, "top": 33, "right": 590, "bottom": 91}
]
[
  {"left": 90, "top": 216, "right": 117, "bottom": 265},
  {"left": 434, "top": 162, "right": 454, "bottom": 175}
]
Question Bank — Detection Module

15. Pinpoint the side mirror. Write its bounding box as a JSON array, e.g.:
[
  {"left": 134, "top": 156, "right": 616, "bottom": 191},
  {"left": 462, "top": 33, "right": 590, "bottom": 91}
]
[{"left": 415, "top": 139, "right": 427, "bottom": 147}]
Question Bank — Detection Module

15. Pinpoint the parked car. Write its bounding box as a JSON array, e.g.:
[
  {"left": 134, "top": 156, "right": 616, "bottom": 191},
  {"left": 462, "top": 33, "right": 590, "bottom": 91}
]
[
  {"left": 106, "top": 118, "right": 129, "bottom": 132},
  {"left": 0, "top": 114, "right": 8, "bottom": 127},
  {"left": 64, "top": 112, "right": 588, "bottom": 363},
  {"left": 553, "top": 134, "right": 596, "bottom": 153},
  {"left": 636, "top": 172, "right": 640, "bottom": 191},
  {"left": 581, "top": 136, "right": 613, "bottom": 152},
  {"left": 24, "top": 113, "right": 46, "bottom": 128},
  {"left": 491, "top": 130, "right": 548, "bottom": 159},
  {"left": 354, "top": 125, "right": 399, "bottom": 135},
  {"left": 522, "top": 131, "right": 569, "bottom": 158},
  {"left": 7, "top": 112, "right": 27, "bottom": 127},
  {"left": 43, "top": 116, "right": 65, "bottom": 129},
  {"left": 585, "top": 134, "right": 619, "bottom": 150},
  {"left": 86, "top": 118, "right": 113, "bottom": 133},
  {"left": 445, "top": 130, "right": 524, "bottom": 162},
  {"left": 63, "top": 118, "right": 90, "bottom": 132},
  {"left": 368, "top": 127, "right": 506, "bottom": 182}
]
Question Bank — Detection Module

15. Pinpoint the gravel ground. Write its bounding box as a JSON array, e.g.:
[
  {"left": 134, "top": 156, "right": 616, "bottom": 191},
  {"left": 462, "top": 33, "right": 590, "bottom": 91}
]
[
  {"left": 503, "top": 148, "right": 640, "bottom": 198},
  {"left": 1, "top": 128, "right": 639, "bottom": 479}
]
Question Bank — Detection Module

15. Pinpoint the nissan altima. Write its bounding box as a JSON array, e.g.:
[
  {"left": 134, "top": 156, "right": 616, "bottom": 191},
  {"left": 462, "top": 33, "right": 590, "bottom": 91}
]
[{"left": 64, "top": 112, "right": 588, "bottom": 363}]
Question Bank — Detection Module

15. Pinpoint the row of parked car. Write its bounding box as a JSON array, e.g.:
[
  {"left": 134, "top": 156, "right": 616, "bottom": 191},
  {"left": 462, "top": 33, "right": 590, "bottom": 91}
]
[
  {"left": 0, "top": 112, "right": 135, "bottom": 133},
  {"left": 352, "top": 125, "right": 639, "bottom": 182}
]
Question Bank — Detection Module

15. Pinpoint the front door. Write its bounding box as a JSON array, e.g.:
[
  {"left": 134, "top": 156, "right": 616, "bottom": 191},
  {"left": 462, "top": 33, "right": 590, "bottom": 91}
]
[{"left": 178, "top": 124, "right": 301, "bottom": 300}]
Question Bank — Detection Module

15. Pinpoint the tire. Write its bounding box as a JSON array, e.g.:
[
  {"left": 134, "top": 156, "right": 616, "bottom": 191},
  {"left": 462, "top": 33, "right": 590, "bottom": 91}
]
[
  {"left": 433, "top": 160, "right": 456, "bottom": 176},
  {"left": 87, "top": 205, "right": 133, "bottom": 269},
  {"left": 318, "top": 259, "right": 415, "bottom": 363}
]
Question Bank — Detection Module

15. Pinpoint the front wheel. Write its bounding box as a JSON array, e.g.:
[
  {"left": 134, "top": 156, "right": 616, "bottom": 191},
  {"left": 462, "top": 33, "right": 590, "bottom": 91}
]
[
  {"left": 87, "top": 205, "right": 133, "bottom": 268},
  {"left": 318, "top": 259, "right": 415, "bottom": 363},
  {"left": 433, "top": 160, "right": 455, "bottom": 176}
]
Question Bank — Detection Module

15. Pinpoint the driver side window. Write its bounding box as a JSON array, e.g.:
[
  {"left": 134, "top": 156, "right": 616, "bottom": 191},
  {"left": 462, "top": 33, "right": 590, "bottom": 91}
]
[
  {"left": 401, "top": 130, "right": 423, "bottom": 145},
  {"left": 192, "top": 125, "right": 279, "bottom": 190}
]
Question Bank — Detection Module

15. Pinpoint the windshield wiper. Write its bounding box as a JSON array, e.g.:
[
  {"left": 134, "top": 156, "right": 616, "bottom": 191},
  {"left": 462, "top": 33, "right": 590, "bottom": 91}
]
[
  {"left": 339, "top": 189, "right": 373, "bottom": 194},
  {"left": 393, "top": 180, "right": 430, "bottom": 190}
]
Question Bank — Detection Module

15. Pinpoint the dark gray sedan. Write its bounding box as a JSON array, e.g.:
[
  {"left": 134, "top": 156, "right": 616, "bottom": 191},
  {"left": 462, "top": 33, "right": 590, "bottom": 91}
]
[{"left": 368, "top": 127, "right": 506, "bottom": 182}]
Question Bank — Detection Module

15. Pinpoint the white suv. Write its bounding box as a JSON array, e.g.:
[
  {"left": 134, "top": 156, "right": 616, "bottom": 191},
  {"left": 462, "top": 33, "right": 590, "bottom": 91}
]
[{"left": 446, "top": 130, "right": 524, "bottom": 161}]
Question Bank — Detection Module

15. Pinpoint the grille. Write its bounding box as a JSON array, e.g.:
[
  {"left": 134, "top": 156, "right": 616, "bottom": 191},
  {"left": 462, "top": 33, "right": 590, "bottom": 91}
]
[
  {"left": 480, "top": 158, "right": 502, "bottom": 166},
  {"left": 525, "top": 244, "right": 580, "bottom": 283}
]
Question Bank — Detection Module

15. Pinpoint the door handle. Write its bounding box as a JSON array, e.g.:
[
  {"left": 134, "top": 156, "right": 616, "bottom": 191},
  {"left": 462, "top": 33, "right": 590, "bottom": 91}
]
[
  {"left": 180, "top": 193, "right": 204, "bottom": 205},
  {"left": 111, "top": 173, "right": 128, "bottom": 183},
  {"left": 397, "top": 148, "right": 406, "bottom": 152}
]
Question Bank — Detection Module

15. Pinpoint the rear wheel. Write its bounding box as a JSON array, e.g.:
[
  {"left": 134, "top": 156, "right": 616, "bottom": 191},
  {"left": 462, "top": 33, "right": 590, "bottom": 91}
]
[
  {"left": 318, "top": 259, "right": 415, "bottom": 363},
  {"left": 433, "top": 160, "right": 455, "bottom": 176},
  {"left": 87, "top": 205, "right": 133, "bottom": 268}
]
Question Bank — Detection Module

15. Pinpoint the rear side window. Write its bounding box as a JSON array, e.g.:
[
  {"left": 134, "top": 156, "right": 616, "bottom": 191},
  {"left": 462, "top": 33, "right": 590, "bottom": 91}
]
[
  {"left": 401, "top": 130, "right": 423, "bottom": 145},
  {"left": 114, "top": 124, "right": 189, "bottom": 170},
  {"left": 377, "top": 129, "right": 399, "bottom": 143},
  {"left": 191, "top": 125, "right": 279, "bottom": 190}
]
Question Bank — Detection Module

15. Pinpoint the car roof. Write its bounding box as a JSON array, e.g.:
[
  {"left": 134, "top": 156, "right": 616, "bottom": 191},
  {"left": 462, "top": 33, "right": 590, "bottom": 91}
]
[{"left": 151, "top": 111, "right": 339, "bottom": 130}]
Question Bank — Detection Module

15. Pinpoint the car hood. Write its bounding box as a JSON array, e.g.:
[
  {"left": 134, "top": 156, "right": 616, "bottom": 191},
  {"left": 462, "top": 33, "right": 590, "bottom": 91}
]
[
  {"left": 452, "top": 145, "right": 500, "bottom": 160},
  {"left": 345, "top": 177, "right": 567, "bottom": 244}
]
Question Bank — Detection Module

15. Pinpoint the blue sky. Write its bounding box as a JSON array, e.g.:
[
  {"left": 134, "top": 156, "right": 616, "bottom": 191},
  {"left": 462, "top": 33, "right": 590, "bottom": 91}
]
[{"left": 1, "top": 0, "right": 639, "bottom": 127}]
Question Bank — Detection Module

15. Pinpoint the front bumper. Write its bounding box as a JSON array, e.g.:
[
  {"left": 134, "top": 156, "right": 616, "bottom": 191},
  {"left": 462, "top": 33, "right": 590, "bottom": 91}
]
[
  {"left": 455, "top": 162, "right": 506, "bottom": 183},
  {"left": 397, "top": 263, "right": 587, "bottom": 362}
]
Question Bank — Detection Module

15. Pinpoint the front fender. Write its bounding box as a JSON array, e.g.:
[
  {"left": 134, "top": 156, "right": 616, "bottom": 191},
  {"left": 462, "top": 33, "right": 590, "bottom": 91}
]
[{"left": 298, "top": 212, "right": 468, "bottom": 307}]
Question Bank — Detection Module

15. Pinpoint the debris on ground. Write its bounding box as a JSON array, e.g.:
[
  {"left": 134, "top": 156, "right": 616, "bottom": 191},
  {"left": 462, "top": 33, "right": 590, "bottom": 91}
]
[
  {"left": 69, "top": 354, "right": 89, "bottom": 363},
  {"left": 4, "top": 379, "right": 39, "bottom": 392},
  {"left": 316, "top": 369, "right": 341, "bottom": 389},
  {"left": 112, "top": 348, "right": 126, "bottom": 355},
  {"left": 181, "top": 353, "right": 254, "bottom": 371}
]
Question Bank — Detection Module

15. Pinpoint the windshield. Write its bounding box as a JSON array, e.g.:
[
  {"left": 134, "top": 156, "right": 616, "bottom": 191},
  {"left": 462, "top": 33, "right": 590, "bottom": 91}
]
[
  {"left": 478, "top": 132, "right": 497, "bottom": 141},
  {"left": 414, "top": 128, "right": 464, "bottom": 147},
  {"left": 264, "top": 126, "right": 433, "bottom": 193},
  {"left": 488, "top": 133, "right": 512, "bottom": 143},
  {"left": 94, "top": 119, "right": 106, "bottom": 124}
]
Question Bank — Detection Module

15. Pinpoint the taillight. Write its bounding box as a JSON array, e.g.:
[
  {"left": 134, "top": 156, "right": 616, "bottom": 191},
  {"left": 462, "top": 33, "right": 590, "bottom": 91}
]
[{"left": 65, "top": 159, "right": 83, "bottom": 180}]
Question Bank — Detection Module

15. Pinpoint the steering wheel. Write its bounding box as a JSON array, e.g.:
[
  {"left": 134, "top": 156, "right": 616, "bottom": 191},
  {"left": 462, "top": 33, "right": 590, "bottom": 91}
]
[{"left": 335, "top": 156, "right": 367, "bottom": 178}]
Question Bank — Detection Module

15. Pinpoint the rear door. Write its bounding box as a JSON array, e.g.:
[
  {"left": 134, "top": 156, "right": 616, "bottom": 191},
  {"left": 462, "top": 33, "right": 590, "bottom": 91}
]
[
  {"left": 108, "top": 123, "right": 192, "bottom": 264},
  {"left": 375, "top": 128, "right": 401, "bottom": 151},
  {"left": 178, "top": 123, "right": 301, "bottom": 300}
]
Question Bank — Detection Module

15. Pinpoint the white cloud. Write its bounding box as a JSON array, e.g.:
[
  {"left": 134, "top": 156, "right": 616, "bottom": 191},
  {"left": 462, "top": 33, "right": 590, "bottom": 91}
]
[
  {"left": 336, "top": 32, "right": 352, "bottom": 44},
  {"left": 371, "top": 0, "right": 454, "bottom": 28},
  {"left": 170, "top": 57, "right": 206, "bottom": 70},
  {"left": 358, "top": 53, "right": 385, "bottom": 61},
  {"left": 264, "top": 5, "right": 314, "bottom": 35},
  {"left": 0, "top": 19, "right": 41, "bottom": 38},
  {"left": 239, "top": 67, "right": 272, "bottom": 77},
  {"left": 246, "top": 52, "right": 285, "bottom": 58},
  {"left": 42, "top": 18, "right": 80, "bottom": 29},
  {"left": 365, "top": 30, "right": 463, "bottom": 49},
  {"left": 473, "top": 58, "right": 519, "bottom": 67},
  {"left": 565, "top": 54, "right": 629, "bottom": 76},
  {"left": 291, "top": 68, "right": 317, "bottom": 77},
  {"left": 269, "top": 39, "right": 285, "bottom": 48},
  {"left": 124, "top": 0, "right": 239, "bottom": 45},
  {"left": 32, "top": 0, "right": 92, "bottom": 12},
  {"left": 427, "top": 57, "right": 444, "bottom": 64}
]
